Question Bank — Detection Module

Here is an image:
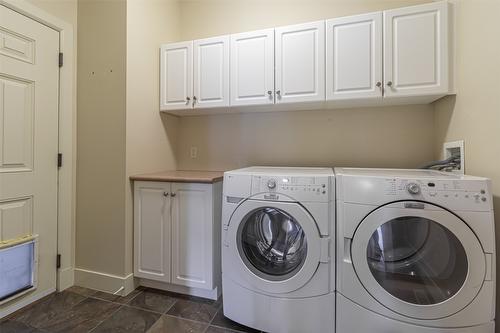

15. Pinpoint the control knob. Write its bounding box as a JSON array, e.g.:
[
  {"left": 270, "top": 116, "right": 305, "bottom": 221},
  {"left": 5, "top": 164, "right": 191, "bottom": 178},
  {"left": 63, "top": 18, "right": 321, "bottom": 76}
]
[
  {"left": 407, "top": 182, "right": 421, "bottom": 195},
  {"left": 267, "top": 179, "right": 277, "bottom": 189}
]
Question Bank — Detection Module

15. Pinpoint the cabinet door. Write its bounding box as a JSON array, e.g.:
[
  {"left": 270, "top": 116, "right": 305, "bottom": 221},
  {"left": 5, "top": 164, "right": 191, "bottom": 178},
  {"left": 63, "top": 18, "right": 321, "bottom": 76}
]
[
  {"left": 230, "top": 29, "right": 275, "bottom": 106},
  {"left": 171, "top": 183, "right": 213, "bottom": 290},
  {"left": 160, "top": 41, "right": 193, "bottom": 110},
  {"left": 193, "top": 36, "right": 230, "bottom": 108},
  {"left": 384, "top": 2, "right": 449, "bottom": 97},
  {"left": 134, "top": 182, "right": 171, "bottom": 282},
  {"left": 326, "top": 12, "right": 382, "bottom": 100},
  {"left": 275, "top": 21, "right": 325, "bottom": 104}
]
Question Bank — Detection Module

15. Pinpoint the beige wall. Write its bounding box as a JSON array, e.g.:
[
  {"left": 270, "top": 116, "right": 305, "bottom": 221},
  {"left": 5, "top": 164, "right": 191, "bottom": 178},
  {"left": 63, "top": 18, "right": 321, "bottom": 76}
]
[
  {"left": 433, "top": 0, "right": 500, "bottom": 328},
  {"left": 125, "top": 0, "right": 180, "bottom": 274},
  {"left": 76, "top": 0, "right": 127, "bottom": 276},
  {"left": 176, "top": 0, "right": 436, "bottom": 171},
  {"left": 178, "top": 106, "right": 435, "bottom": 170}
]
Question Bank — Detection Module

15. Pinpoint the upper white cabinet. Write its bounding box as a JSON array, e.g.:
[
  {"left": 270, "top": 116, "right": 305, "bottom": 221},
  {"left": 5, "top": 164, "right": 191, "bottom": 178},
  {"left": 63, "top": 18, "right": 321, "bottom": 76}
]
[
  {"left": 384, "top": 1, "right": 450, "bottom": 98},
  {"left": 160, "top": 41, "right": 193, "bottom": 111},
  {"left": 326, "top": 12, "right": 382, "bottom": 100},
  {"left": 275, "top": 21, "right": 325, "bottom": 104},
  {"left": 160, "top": 1, "right": 453, "bottom": 114},
  {"left": 193, "top": 36, "right": 230, "bottom": 108},
  {"left": 230, "top": 29, "right": 275, "bottom": 106},
  {"left": 161, "top": 36, "right": 229, "bottom": 111}
]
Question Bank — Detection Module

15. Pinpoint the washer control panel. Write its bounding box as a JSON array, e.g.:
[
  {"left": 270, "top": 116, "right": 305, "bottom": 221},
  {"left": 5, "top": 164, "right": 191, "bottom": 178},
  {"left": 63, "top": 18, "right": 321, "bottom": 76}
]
[{"left": 251, "top": 175, "right": 330, "bottom": 201}]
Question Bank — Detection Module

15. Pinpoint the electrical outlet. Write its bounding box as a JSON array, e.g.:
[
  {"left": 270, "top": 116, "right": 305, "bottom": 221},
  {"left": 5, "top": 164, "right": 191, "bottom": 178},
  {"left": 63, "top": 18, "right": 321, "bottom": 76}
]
[
  {"left": 190, "top": 147, "right": 198, "bottom": 159},
  {"left": 443, "top": 140, "right": 464, "bottom": 175}
]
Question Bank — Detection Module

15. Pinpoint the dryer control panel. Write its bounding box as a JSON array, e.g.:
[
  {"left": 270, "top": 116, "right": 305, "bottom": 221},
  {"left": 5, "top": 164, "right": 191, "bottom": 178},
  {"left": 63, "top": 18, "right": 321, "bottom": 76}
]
[
  {"left": 251, "top": 175, "right": 332, "bottom": 202},
  {"left": 339, "top": 174, "right": 493, "bottom": 212}
]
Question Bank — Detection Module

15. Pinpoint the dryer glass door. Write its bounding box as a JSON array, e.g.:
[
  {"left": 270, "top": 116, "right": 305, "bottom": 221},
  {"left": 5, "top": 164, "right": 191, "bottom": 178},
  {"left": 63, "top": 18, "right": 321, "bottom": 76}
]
[
  {"left": 239, "top": 207, "right": 308, "bottom": 281},
  {"left": 351, "top": 201, "right": 486, "bottom": 320},
  {"left": 366, "top": 216, "right": 467, "bottom": 305}
]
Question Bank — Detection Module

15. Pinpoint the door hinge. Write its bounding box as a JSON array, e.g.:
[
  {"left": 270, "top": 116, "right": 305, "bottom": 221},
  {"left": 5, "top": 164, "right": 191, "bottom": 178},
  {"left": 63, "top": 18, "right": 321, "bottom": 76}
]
[
  {"left": 59, "top": 52, "right": 63, "bottom": 67},
  {"left": 56, "top": 254, "right": 61, "bottom": 269},
  {"left": 57, "top": 153, "right": 63, "bottom": 168}
]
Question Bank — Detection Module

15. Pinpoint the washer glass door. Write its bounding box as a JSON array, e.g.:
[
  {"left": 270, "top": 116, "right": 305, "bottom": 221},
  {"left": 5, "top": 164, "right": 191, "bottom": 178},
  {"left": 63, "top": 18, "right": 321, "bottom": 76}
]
[
  {"left": 238, "top": 207, "right": 308, "bottom": 281},
  {"left": 367, "top": 216, "right": 467, "bottom": 305}
]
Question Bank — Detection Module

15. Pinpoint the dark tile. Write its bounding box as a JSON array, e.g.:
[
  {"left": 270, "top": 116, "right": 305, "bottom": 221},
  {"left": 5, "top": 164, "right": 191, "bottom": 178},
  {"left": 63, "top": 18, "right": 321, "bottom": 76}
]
[
  {"left": 146, "top": 315, "right": 207, "bottom": 333},
  {"left": 210, "top": 309, "right": 260, "bottom": 333},
  {"left": 67, "top": 285, "right": 97, "bottom": 297},
  {"left": 166, "top": 298, "right": 219, "bottom": 323},
  {"left": 92, "top": 306, "right": 161, "bottom": 333},
  {"left": 92, "top": 288, "right": 142, "bottom": 304},
  {"left": 128, "top": 290, "right": 178, "bottom": 313},
  {"left": 11, "top": 290, "right": 86, "bottom": 328},
  {"left": 0, "top": 320, "right": 43, "bottom": 333},
  {"left": 205, "top": 326, "right": 244, "bottom": 333},
  {"left": 37, "top": 297, "right": 121, "bottom": 333}
]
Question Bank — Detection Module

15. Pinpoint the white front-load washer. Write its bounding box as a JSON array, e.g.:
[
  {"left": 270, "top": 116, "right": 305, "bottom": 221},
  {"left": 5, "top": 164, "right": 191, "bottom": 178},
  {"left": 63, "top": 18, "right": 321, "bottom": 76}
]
[
  {"left": 222, "top": 167, "right": 335, "bottom": 333},
  {"left": 335, "top": 168, "right": 496, "bottom": 333}
]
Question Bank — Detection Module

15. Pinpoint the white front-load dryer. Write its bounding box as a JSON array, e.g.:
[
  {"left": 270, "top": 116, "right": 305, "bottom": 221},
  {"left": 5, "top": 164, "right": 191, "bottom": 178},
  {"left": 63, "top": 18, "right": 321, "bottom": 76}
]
[
  {"left": 335, "top": 168, "right": 496, "bottom": 333},
  {"left": 222, "top": 167, "right": 335, "bottom": 333}
]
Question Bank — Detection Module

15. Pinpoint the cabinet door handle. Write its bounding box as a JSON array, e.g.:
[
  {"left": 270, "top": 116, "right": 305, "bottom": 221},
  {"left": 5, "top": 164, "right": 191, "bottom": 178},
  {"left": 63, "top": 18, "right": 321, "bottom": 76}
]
[
  {"left": 376, "top": 81, "right": 382, "bottom": 88},
  {"left": 163, "top": 192, "right": 169, "bottom": 197},
  {"left": 387, "top": 81, "right": 393, "bottom": 87},
  {"left": 192, "top": 96, "right": 197, "bottom": 106},
  {"left": 276, "top": 90, "right": 281, "bottom": 98},
  {"left": 185, "top": 97, "right": 191, "bottom": 105},
  {"left": 171, "top": 193, "right": 177, "bottom": 197},
  {"left": 267, "top": 90, "right": 273, "bottom": 96}
]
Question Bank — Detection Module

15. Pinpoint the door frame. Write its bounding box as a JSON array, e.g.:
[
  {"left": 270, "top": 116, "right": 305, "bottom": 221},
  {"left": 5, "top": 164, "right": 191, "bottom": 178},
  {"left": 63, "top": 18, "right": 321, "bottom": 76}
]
[{"left": 0, "top": 0, "right": 75, "bottom": 293}]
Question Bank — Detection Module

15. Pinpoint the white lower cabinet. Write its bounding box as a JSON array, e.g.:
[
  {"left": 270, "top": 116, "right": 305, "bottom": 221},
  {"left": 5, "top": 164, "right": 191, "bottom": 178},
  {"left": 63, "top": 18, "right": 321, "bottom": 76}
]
[{"left": 134, "top": 180, "right": 222, "bottom": 299}]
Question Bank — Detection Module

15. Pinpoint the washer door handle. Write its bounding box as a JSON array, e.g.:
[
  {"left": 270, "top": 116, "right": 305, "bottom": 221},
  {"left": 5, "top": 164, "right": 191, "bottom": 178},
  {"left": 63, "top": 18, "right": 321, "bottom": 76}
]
[
  {"left": 320, "top": 237, "right": 331, "bottom": 263},
  {"left": 343, "top": 238, "right": 352, "bottom": 264}
]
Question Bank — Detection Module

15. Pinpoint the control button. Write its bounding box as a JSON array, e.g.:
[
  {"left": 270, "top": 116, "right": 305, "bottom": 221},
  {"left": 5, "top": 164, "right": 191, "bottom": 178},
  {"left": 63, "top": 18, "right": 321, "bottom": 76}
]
[
  {"left": 322, "top": 184, "right": 326, "bottom": 188},
  {"left": 428, "top": 182, "right": 436, "bottom": 187},
  {"left": 267, "top": 179, "right": 276, "bottom": 189},
  {"left": 407, "top": 183, "right": 421, "bottom": 195},
  {"left": 465, "top": 194, "right": 469, "bottom": 198},
  {"left": 322, "top": 191, "right": 326, "bottom": 194},
  {"left": 481, "top": 190, "right": 486, "bottom": 194},
  {"left": 482, "top": 197, "right": 487, "bottom": 202}
]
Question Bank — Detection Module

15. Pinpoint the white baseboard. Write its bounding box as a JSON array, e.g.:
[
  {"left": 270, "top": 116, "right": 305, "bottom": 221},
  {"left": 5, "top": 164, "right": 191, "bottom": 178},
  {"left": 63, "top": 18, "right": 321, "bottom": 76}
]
[
  {"left": 57, "top": 266, "right": 74, "bottom": 291},
  {"left": 139, "top": 279, "right": 220, "bottom": 300},
  {"left": 0, "top": 288, "right": 55, "bottom": 319},
  {"left": 74, "top": 268, "right": 136, "bottom": 296}
]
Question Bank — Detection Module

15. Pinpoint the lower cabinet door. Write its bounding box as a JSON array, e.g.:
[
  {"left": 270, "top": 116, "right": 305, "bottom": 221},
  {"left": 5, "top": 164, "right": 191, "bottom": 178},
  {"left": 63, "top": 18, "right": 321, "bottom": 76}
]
[
  {"left": 134, "top": 182, "right": 171, "bottom": 282},
  {"left": 171, "top": 183, "right": 213, "bottom": 290}
]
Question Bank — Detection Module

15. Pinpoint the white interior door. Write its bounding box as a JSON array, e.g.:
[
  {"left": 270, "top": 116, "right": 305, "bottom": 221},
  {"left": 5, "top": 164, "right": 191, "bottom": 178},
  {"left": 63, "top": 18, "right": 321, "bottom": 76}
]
[
  {"left": 275, "top": 21, "right": 325, "bottom": 104},
  {"left": 0, "top": 4, "right": 59, "bottom": 303},
  {"left": 326, "top": 12, "right": 382, "bottom": 100},
  {"left": 230, "top": 29, "right": 275, "bottom": 106},
  {"left": 171, "top": 183, "right": 213, "bottom": 290},
  {"left": 133, "top": 182, "right": 171, "bottom": 283},
  {"left": 193, "top": 36, "right": 229, "bottom": 109},
  {"left": 160, "top": 41, "right": 193, "bottom": 110},
  {"left": 383, "top": 2, "right": 449, "bottom": 97}
]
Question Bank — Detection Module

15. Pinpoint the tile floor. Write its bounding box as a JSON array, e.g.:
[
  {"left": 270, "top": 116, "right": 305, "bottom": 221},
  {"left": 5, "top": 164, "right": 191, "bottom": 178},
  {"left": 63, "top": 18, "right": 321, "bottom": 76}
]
[{"left": 0, "top": 286, "right": 262, "bottom": 333}]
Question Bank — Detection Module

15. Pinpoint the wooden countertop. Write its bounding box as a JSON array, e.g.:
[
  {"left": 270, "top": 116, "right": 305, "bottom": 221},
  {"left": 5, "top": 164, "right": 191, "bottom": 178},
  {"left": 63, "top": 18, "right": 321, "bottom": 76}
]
[{"left": 130, "top": 170, "right": 224, "bottom": 184}]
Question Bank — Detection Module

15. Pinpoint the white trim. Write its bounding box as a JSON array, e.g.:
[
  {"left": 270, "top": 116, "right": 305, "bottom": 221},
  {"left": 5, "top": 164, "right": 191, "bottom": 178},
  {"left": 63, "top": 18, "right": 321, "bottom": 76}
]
[
  {"left": 74, "top": 269, "right": 136, "bottom": 296},
  {"left": 139, "top": 279, "right": 220, "bottom": 300},
  {"left": 0, "top": 0, "right": 76, "bottom": 293},
  {"left": 0, "top": 287, "right": 55, "bottom": 319}
]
